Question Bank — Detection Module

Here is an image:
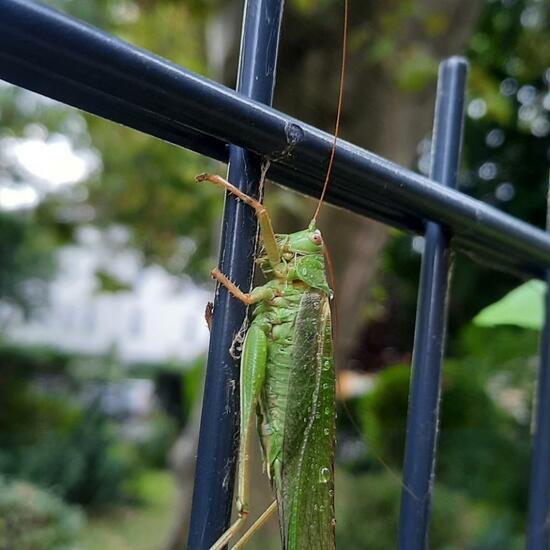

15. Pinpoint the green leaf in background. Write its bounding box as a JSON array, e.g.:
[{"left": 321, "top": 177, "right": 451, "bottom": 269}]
[{"left": 473, "top": 280, "right": 546, "bottom": 330}]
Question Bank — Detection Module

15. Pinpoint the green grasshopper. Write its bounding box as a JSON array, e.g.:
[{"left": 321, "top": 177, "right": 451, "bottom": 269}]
[
  {"left": 197, "top": 173, "right": 336, "bottom": 550},
  {"left": 201, "top": 2, "right": 348, "bottom": 548}
]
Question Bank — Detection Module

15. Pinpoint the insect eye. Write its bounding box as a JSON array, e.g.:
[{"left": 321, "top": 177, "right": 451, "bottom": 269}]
[{"left": 310, "top": 230, "right": 323, "bottom": 245}]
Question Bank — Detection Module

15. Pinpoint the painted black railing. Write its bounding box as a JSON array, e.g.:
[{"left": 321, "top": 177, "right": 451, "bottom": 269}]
[
  {"left": 188, "top": 2, "right": 284, "bottom": 547},
  {"left": 1, "top": 1, "right": 550, "bottom": 549},
  {"left": 398, "top": 57, "right": 467, "bottom": 550}
]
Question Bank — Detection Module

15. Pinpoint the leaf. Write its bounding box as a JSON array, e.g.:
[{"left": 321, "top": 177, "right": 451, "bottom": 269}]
[
  {"left": 473, "top": 280, "right": 546, "bottom": 330},
  {"left": 95, "top": 270, "right": 132, "bottom": 293},
  {"left": 395, "top": 47, "right": 439, "bottom": 92}
]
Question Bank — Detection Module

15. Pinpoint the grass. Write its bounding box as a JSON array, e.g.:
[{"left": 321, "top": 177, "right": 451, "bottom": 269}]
[{"left": 80, "top": 470, "right": 176, "bottom": 550}]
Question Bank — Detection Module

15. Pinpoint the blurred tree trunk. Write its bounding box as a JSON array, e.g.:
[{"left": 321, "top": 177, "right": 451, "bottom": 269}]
[
  {"left": 164, "top": 1, "right": 482, "bottom": 548},
  {"left": 274, "top": 0, "right": 482, "bottom": 365}
]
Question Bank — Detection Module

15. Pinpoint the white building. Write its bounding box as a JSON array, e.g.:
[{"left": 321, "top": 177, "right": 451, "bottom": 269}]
[{"left": 7, "top": 226, "right": 211, "bottom": 366}]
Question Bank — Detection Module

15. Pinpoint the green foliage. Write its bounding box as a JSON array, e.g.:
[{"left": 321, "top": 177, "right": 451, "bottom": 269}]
[
  {"left": 53, "top": 0, "right": 220, "bottom": 279},
  {"left": 336, "top": 470, "right": 479, "bottom": 549},
  {"left": 438, "top": 361, "right": 530, "bottom": 515},
  {"left": 2, "top": 0, "right": 221, "bottom": 281},
  {"left": 0, "top": 212, "right": 56, "bottom": 314},
  {"left": 454, "top": 324, "right": 538, "bottom": 391},
  {"left": 290, "top": 0, "right": 334, "bottom": 14},
  {"left": 0, "top": 345, "right": 79, "bottom": 447},
  {"left": 0, "top": 343, "right": 73, "bottom": 374},
  {"left": 357, "top": 364, "right": 411, "bottom": 467},
  {"left": 79, "top": 470, "right": 177, "bottom": 550},
  {"left": 474, "top": 280, "right": 545, "bottom": 330},
  {"left": 135, "top": 413, "right": 179, "bottom": 469},
  {"left": 0, "top": 476, "right": 82, "bottom": 550},
  {"left": 0, "top": 345, "right": 140, "bottom": 507},
  {"left": 0, "top": 344, "right": 177, "bottom": 516},
  {"left": 379, "top": 0, "right": 550, "bottom": 346},
  {"left": 3, "top": 405, "right": 141, "bottom": 507},
  {"left": 362, "top": 2, "right": 451, "bottom": 92},
  {"left": 467, "top": 520, "right": 524, "bottom": 550},
  {"left": 94, "top": 269, "right": 132, "bottom": 293},
  {"left": 450, "top": 0, "right": 550, "bottom": 329},
  {"left": 395, "top": 47, "right": 439, "bottom": 92},
  {"left": 356, "top": 336, "right": 531, "bottom": 516}
]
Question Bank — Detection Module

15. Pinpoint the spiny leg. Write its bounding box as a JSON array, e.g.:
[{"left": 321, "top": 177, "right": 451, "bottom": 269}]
[
  {"left": 211, "top": 268, "right": 255, "bottom": 305},
  {"left": 232, "top": 500, "right": 278, "bottom": 550},
  {"left": 202, "top": 172, "right": 275, "bottom": 548},
  {"left": 210, "top": 325, "right": 268, "bottom": 550},
  {"left": 212, "top": 268, "right": 275, "bottom": 305},
  {"left": 197, "top": 173, "right": 281, "bottom": 266},
  {"left": 210, "top": 516, "right": 247, "bottom": 550},
  {"left": 197, "top": 173, "right": 261, "bottom": 210}
]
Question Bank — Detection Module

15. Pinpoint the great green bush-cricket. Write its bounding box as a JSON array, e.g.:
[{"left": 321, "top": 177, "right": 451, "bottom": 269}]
[{"left": 200, "top": 2, "right": 348, "bottom": 548}]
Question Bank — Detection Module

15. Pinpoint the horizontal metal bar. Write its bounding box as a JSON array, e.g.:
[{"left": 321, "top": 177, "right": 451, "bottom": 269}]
[
  {"left": 0, "top": 0, "right": 229, "bottom": 163},
  {"left": 1, "top": 0, "right": 550, "bottom": 274}
]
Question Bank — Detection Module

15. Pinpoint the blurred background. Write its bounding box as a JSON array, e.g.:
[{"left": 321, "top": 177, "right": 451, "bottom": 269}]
[{"left": 1, "top": 0, "right": 549, "bottom": 548}]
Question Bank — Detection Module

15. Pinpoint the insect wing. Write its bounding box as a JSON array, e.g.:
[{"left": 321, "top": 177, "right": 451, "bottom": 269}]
[{"left": 281, "top": 289, "right": 336, "bottom": 550}]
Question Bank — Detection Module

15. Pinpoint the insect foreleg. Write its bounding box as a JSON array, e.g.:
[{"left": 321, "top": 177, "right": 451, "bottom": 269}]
[
  {"left": 196, "top": 173, "right": 281, "bottom": 266},
  {"left": 212, "top": 268, "right": 276, "bottom": 305},
  {"left": 210, "top": 324, "right": 268, "bottom": 550}
]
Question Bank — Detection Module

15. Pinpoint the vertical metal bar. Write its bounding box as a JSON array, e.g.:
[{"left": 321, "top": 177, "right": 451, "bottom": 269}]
[
  {"left": 398, "top": 57, "right": 468, "bottom": 550},
  {"left": 527, "top": 198, "right": 550, "bottom": 550},
  {"left": 188, "top": 2, "right": 284, "bottom": 549}
]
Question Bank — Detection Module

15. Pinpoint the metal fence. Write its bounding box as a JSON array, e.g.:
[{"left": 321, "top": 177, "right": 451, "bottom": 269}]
[{"left": 1, "top": 0, "right": 550, "bottom": 549}]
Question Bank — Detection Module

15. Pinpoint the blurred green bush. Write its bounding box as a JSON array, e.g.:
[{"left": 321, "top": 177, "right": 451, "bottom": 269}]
[
  {"left": 0, "top": 476, "right": 82, "bottom": 550},
  {"left": 1, "top": 405, "right": 141, "bottom": 507},
  {"left": 336, "top": 470, "right": 476, "bottom": 549},
  {"left": 344, "top": 323, "right": 534, "bottom": 543},
  {"left": 0, "top": 345, "right": 78, "bottom": 448},
  {"left": 135, "top": 412, "right": 180, "bottom": 469},
  {"left": 0, "top": 345, "right": 143, "bottom": 508}
]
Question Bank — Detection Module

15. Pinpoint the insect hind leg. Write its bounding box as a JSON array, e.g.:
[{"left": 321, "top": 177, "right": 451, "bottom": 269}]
[
  {"left": 232, "top": 500, "right": 278, "bottom": 550},
  {"left": 210, "top": 325, "right": 268, "bottom": 550},
  {"left": 209, "top": 514, "right": 249, "bottom": 550}
]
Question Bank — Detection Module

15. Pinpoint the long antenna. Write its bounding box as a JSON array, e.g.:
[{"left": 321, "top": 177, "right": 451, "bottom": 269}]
[{"left": 313, "top": 0, "right": 349, "bottom": 221}]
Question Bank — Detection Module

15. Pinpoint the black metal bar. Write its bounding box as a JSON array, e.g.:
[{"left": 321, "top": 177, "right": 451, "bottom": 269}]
[
  {"left": 527, "top": 195, "right": 550, "bottom": 550},
  {"left": 187, "top": 1, "right": 284, "bottom": 548},
  {"left": 398, "top": 57, "right": 468, "bottom": 550},
  {"left": 0, "top": 0, "right": 230, "bottom": 163},
  {"left": 1, "top": 1, "right": 550, "bottom": 275}
]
